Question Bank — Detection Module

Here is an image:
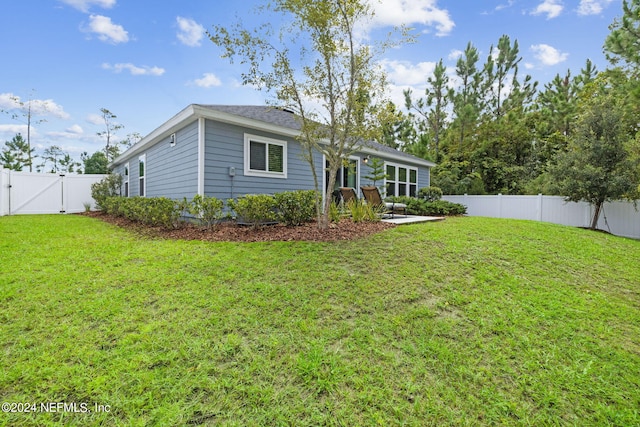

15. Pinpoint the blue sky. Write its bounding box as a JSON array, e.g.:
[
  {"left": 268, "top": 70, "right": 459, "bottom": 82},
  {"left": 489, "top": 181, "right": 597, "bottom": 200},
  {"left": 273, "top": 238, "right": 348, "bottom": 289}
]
[{"left": 0, "top": 0, "right": 622, "bottom": 163}]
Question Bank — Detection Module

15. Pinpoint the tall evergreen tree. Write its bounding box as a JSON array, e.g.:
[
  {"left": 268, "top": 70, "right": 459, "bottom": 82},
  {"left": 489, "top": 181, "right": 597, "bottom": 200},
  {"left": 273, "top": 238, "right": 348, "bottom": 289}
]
[
  {"left": 604, "top": 0, "right": 640, "bottom": 74},
  {"left": 449, "top": 42, "right": 481, "bottom": 154},
  {"left": 482, "top": 35, "right": 522, "bottom": 119},
  {"left": 404, "top": 59, "right": 449, "bottom": 161},
  {"left": 0, "top": 134, "right": 35, "bottom": 171}
]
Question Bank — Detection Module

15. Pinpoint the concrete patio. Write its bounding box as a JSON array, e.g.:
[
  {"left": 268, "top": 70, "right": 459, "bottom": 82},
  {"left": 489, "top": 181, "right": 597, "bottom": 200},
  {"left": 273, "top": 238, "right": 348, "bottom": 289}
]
[{"left": 382, "top": 215, "right": 445, "bottom": 225}]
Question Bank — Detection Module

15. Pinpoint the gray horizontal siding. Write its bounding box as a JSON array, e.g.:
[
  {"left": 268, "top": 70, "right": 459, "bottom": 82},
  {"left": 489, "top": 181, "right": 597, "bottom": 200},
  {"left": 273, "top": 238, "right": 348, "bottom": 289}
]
[
  {"left": 145, "top": 122, "right": 199, "bottom": 199},
  {"left": 418, "top": 166, "right": 430, "bottom": 189},
  {"left": 203, "top": 120, "right": 321, "bottom": 201},
  {"left": 113, "top": 114, "right": 431, "bottom": 202}
]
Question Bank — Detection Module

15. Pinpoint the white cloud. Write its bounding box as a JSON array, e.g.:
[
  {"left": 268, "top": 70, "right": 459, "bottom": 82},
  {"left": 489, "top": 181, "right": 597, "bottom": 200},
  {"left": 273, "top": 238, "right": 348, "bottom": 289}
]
[
  {"left": 367, "top": 0, "right": 454, "bottom": 37},
  {"left": 86, "top": 113, "right": 103, "bottom": 125},
  {"left": 0, "top": 93, "right": 70, "bottom": 119},
  {"left": 532, "top": 0, "right": 564, "bottom": 19},
  {"left": 0, "top": 124, "right": 29, "bottom": 136},
  {"left": 448, "top": 49, "right": 463, "bottom": 61},
  {"left": 577, "top": 0, "right": 614, "bottom": 16},
  {"left": 102, "top": 63, "right": 165, "bottom": 76},
  {"left": 381, "top": 59, "right": 437, "bottom": 86},
  {"left": 176, "top": 17, "right": 204, "bottom": 47},
  {"left": 45, "top": 124, "right": 90, "bottom": 144},
  {"left": 192, "top": 73, "right": 222, "bottom": 88},
  {"left": 66, "top": 124, "right": 84, "bottom": 134},
  {"left": 85, "top": 14, "right": 129, "bottom": 44},
  {"left": 531, "top": 44, "right": 568, "bottom": 65},
  {"left": 59, "top": 0, "right": 116, "bottom": 13},
  {"left": 495, "top": 0, "right": 515, "bottom": 11}
]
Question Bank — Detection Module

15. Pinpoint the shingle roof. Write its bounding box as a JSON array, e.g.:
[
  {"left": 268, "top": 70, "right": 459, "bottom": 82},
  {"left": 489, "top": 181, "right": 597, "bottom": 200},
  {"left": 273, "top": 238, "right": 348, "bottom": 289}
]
[{"left": 196, "top": 104, "right": 435, "bottom": 167}]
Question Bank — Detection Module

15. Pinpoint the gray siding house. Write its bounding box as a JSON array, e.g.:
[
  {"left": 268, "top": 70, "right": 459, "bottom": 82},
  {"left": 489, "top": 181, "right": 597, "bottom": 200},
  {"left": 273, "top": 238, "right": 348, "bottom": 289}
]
[{"left": 110, "top": 105, "right": 435, "bottom": 203}]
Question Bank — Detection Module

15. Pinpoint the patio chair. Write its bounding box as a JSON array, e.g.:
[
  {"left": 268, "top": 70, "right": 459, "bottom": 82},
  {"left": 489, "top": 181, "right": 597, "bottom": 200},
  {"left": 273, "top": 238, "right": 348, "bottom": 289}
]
[
  {"left": 339, "top": 187, "right": 358, "bottom": 205},
  {"left": 360, "top": 186, "right": 407, "bottom": 218}
]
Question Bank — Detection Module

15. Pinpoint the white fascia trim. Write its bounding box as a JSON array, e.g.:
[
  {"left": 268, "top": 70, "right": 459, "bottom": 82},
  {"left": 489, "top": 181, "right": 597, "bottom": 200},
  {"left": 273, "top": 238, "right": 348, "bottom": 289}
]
[
  {"left": 357, "top": 145, "right": 436, "bottom": 168},
  {"left": 197, "top": 117, "right": 205, "bottom": 195},
  {"left": 192, "top": 105, "right": 301, "bottom": 139},
  {"left": 110, "top": 105, "right": 198, "bottom": 167},
  {"left": 109, "top": 104, "right": 436, "bottom": 170}
]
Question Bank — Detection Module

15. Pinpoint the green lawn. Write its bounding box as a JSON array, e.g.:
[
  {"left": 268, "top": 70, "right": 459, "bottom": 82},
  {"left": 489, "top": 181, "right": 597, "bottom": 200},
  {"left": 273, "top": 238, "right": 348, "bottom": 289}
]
[{"left": 1, "top": 215, "right": 639, "bottom": 426}]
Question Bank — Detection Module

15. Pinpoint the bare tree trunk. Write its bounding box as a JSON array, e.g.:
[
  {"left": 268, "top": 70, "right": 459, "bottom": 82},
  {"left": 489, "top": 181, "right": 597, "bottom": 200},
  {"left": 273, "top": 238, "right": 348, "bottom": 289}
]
[
  {"left": 590, "top": 201, "right": 602, "bottom": 230},
  {"left": 319, "top": 166, "right": 339, "bottom": 230}
]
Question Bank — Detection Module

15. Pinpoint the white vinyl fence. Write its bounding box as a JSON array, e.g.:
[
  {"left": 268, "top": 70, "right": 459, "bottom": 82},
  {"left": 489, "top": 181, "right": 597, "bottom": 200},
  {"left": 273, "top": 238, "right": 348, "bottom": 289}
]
[
  {"left": 442, "top": 194, "right": 640, "bottom": 239},
  {"left": 0, "top": 168, "right": 107, "bottom": 216}
]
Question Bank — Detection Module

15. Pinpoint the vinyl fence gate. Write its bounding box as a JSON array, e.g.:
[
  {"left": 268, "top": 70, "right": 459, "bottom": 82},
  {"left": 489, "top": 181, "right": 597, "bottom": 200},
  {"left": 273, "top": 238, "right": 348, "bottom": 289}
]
[{"left": 0, "top": 168, "right": 106, "bottom": 216}]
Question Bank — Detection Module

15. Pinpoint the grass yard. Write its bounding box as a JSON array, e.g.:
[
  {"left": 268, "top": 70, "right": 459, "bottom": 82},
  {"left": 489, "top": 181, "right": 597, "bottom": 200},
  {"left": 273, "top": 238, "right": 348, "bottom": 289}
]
[{"left": 1, "top": 215, "right": 639, "bottom": 426}]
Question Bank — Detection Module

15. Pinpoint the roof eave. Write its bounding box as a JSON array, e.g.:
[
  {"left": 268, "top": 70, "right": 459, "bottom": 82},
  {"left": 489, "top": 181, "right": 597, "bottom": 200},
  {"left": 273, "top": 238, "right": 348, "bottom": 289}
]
[{"left": 109, "top": 104, "right": 436, "bottom": 169}]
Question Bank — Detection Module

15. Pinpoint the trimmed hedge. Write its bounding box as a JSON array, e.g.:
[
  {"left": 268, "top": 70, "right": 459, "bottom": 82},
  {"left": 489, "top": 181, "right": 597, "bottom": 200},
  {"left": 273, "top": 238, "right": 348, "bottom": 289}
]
[
  {"left": 102, "top": 196, "right": 183, "bottom": 228},
  {"left": 227, "top": 194, "right": 278, "bottom": 227},
  {"left": 386, "top": 196, "right": 467, "bottom": 216},
  {"left": 417, "top": 186, "right": 443, "bottom": 202},
  {"left": 189, "top": 194, "right": 224, "bottom": 229},
  {"left": 273, "top": 190, "right": 318, "bottom": 226},
  {"left": 99, "top": 190, "right": 323, "bottom": 230}
]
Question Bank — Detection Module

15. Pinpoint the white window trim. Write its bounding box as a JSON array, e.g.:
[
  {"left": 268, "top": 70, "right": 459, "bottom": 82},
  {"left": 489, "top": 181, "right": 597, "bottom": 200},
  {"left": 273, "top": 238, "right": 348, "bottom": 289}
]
[
  {"left": 243, "top": 133, "right": 287, "bottom": 179},
  {"left": 384, "top": 162, "right": 418, "bottom": 197},
  {"left": 346, "top": 156, "right": 360, "bottom": 190},
  {"left": 123, "top": 161, "right": 129, "bottom": 197},
  {"left": 138, "top": 154, "right": 146, "bottom": 197},
  {"left": 338, "top": 155, "right": 360, "bottom": 190}
]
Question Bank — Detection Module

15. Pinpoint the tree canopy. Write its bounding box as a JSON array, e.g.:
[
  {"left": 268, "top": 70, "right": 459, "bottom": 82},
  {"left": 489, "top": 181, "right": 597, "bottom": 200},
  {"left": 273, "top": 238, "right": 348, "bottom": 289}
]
[{"left": 209, "top": 0, "right": 410, "bottom": 229}]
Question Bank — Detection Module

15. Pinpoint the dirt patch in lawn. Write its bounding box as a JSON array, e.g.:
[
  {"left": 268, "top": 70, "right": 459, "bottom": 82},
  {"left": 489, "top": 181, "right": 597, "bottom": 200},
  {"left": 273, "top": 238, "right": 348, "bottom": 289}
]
[{"left": 79, "top": 211, "right": 395, "bottom": 242}]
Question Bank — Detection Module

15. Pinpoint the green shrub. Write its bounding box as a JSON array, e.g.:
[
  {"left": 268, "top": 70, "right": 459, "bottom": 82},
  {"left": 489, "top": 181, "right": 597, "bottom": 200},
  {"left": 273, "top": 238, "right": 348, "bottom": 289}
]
[
  {"left": 274, "top": 190, "right": 318, "bottom": 226},
  {"left": 102, "top": 196, "right": 185, "bottom": 229},
  {"left": 228, "top": 194, "right": 278, "bottom": 227},
  {"left": 102, "top": 196, "right": 122, "bottom": 216},
  {"left": 148, "top": 197, "right": 183, "bottom": 228},
  {"left": 346, "top": 199, "right": 382, "bottom": 222},
  {"left": 418, "top": 186, "right": 443, "bottom": 202},
  {"left": 91, "top": 174, "right": 122, "bottom": 210},
  {"left": 190, "top": 194, "right": 224, "bottom": 229},
  {"left": 424, "top": 200, "right": 467, "bottom": 216},
  {"left": 328, "top": 202, "right": 342, "bottom": 223},
  {"left": 385, "top": 196, "right": 466, "bottom": 216}
]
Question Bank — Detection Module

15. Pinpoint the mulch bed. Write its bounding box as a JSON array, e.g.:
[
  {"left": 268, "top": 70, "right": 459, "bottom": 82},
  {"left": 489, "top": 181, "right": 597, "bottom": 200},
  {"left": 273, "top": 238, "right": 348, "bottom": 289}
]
[{"left": 79, "top": 211, "right": 396, "bottom": 242}]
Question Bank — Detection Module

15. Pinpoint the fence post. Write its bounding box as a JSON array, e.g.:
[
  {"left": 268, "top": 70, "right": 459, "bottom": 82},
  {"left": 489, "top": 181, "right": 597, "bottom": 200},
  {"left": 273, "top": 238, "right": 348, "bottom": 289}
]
[
  {"left": 537, "top": 194, "right": 543, "bottom": 222},
  {"left": 60, "top": 174, "right": 66, "bottom": 213},
  {"left": 0, "top": 168, "right": 4, "bottom": 216},
  {"left": 498, "top": 193, "right": 503, "bottom": 218}
]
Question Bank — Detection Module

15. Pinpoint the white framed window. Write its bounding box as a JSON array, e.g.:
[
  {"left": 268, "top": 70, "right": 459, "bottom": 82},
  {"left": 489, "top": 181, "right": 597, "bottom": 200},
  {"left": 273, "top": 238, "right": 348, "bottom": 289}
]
[
  {"left": 385, "top": 162, "right": 418, "bottom": 197},
  {"left": 138, "top": 154, "right": 146, "bottom": 197},
  {"left": 123, "top": 162, "right": 129, "bottom": 197},
  {"left": 244, "top": 134, "right": 287, "bottom": 178}
]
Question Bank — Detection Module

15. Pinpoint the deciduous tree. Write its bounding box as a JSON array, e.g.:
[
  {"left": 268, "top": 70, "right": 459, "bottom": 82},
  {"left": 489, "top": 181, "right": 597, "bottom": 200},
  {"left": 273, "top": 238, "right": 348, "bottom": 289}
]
[
  {"left": 550, "top": 71, "right": 640, "bottom": 229},
  {"left": 81, "top": 150, "right": 109, "bottom": 174},
  {"left": 209, "top": 0, "right": 409, "bottom": 229}
]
